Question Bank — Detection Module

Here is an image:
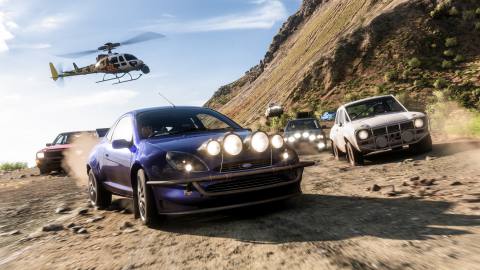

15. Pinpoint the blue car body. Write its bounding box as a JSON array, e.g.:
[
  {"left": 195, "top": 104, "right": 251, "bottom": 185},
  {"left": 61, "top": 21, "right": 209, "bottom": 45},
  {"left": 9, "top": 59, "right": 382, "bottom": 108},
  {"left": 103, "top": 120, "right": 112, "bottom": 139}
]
[{"left": 87, "top": 106, "right": 313, "bottom": 215}]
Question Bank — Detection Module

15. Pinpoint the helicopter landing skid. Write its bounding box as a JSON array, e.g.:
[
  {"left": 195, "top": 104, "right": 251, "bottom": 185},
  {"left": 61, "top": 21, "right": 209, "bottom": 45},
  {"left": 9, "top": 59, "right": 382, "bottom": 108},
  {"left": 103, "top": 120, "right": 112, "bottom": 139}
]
[{"left": 96, "top": 72, "right": 142, "bottom": 85}]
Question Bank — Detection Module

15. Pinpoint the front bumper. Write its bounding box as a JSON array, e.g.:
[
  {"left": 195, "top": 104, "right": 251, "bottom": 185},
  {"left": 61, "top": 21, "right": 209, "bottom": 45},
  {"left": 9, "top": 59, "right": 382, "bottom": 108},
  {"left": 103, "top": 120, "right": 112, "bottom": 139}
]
[{"left": 147, "top": 161, "right": 314, "bottom": 214}]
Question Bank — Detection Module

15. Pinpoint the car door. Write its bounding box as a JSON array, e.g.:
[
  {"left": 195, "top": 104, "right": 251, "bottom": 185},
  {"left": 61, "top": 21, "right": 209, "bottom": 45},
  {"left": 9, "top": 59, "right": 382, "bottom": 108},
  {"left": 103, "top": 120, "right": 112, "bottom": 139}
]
[
  {"left": 334, "top": 109, "right": 347, "bottom": 152},
  {"left": 103, "top": 115, "right": 134, "bottom": 194}
]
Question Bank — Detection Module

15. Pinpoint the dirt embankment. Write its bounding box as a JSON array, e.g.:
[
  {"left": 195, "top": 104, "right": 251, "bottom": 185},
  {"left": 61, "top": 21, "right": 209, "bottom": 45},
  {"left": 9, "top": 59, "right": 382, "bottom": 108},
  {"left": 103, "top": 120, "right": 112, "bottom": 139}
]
[{"left": 1, "top": 139, "right": 480, "bottom": 270}]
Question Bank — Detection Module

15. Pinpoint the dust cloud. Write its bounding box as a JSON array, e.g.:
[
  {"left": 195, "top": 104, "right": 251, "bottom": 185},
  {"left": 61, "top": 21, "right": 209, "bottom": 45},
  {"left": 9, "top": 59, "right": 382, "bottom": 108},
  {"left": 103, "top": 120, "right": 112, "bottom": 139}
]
[{"left": 62, "top": 133, "right": 100, "bottom": 187}]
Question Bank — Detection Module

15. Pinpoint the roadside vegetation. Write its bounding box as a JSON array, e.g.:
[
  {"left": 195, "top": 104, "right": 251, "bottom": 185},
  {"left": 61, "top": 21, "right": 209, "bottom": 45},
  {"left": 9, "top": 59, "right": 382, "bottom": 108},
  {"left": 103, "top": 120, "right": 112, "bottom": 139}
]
[{"left": 0, "top": 162, "right": 28, "bottom": 172}]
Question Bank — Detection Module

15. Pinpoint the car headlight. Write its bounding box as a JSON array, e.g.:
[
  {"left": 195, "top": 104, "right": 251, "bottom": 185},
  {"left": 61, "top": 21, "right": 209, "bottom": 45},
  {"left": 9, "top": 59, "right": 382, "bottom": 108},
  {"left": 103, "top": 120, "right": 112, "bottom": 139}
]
[
  {"left": 166, "top": 151, "right": 208, "bottom": 172},
  {"left": 318, "top": 142, "right": 326, "bottom": 149},
  {"left": 308, "top": 134, "right": 316, "bottom": 141},
  {"left": 287, "top": 136, "right": 296, "bottom": 143},
  {"left": 223, "top": 133, "right": 243, "bottom": 155},
  {"left": 251, "top": 132, "right": 269, "bottom": 152},
  {"left": 271, "top": 134, "right": 284, "bottom": 149},
  {"left": 294, "top": 132, "right": 301, "bottom": 139},
  {"left": 206, "top": 140, "right": 221, "bottom": 156},
  {"left": 302, "top": 132, "right": 309, "bottom": 138},
  {"left": 357, "top": 130, "right": 370, "bottom": 140},
  {"left": 36, "top": 152, "right": 45, "bottom": 159},
  {"left": 317, "top": 134, "right": 323, "bottom": 139},
  {"left": 414, "top": 118, "right": 424, "bottom": 128}
]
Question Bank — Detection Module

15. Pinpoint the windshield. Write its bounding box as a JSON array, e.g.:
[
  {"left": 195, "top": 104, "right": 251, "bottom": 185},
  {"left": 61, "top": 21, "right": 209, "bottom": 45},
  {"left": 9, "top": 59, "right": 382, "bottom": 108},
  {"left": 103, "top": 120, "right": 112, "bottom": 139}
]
[
  {"left": 285, "top": 119, "right": 319, "bottom": 131},
  {"left": 345, "top": 96, "right": 406, "bottom": 121},
  {"left": 136, "top": 108, "right": 243, "bottom": 139},
  {"left": 52, "top": 132, "right": 85, "bottom": 145}
]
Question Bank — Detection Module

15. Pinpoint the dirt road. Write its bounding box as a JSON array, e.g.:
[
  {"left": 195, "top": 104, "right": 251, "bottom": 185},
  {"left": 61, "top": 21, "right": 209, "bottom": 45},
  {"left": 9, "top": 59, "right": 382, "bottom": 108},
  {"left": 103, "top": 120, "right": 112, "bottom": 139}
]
[{"left": 1, "top": 140, "right": 480, "bottom": 270}]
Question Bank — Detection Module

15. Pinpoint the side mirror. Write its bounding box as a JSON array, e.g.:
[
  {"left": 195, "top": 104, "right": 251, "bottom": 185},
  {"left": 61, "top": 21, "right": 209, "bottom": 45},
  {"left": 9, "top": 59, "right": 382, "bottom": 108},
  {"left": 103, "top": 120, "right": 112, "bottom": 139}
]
[
  {"left": 46, "top": 143, "right": 52, "bottom": 147},
  {"left": 112, "top": 139, "right": 131, "bottom": 149}
]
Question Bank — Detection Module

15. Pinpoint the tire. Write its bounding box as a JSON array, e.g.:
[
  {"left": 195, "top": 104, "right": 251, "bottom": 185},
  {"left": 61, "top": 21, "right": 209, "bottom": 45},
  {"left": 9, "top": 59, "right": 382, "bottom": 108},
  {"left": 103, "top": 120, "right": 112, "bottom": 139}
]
[
  {"left": 39, "top": 166, "right": 51, "bottom": 175},
  {"left": 410, "top": 134, "right": 433, "bottom": 154},
  {"left": 346, "top": 141, "right": 364, "bottom": 166},
  {"left": 331, "top": 140, "right": 344, "bottom": 160},
  {"left": 135, "top": 169, "right": 161, "bottom": 227},
  {"left": 88, "top": 170, "right": 112, "bottom": 209}
]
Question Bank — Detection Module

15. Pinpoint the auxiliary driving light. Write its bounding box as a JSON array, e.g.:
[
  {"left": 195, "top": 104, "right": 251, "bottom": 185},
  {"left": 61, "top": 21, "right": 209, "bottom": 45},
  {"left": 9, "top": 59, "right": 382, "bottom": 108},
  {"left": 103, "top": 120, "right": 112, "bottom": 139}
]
[
  {"left": 223, "top": 134, "right": 243, "bottom": 155},
  {"left": 317, "top": 135, "right": 323, "bottom": 139},
  {"left": 318, "top": 142, "right": 326, "bottom": 149},
  {"left": 309, "top": 134, "right": 316, "bottom": 141},
  {"left": 271, "top": 134, "right": 284, "bottom": 149},
  {"left": 282, "top": 152, "right": 289, "bottom": 160},
  {"left": 358, "top": 130, "right": 369, "bottom": 140},
  {"left": 294, "top": 132, "right": 301, "bottom": 139},
  {"left": 251, "top": 132, "right": 269, "bottom": 153},
  {"left": 288, "top": 136, "right": 296, "bottom": 143},
  {"left": 206, "top": 140, "right": 221, "bottom": 156},
  {"left": 414, "top": 118, "right": 424, "bottom": 128},
  {"left": 185, "top": 163, "right": 193, "bottom": 172},
  {"left": 36, "top": 152, "right": 45, "bottom": 159},
  {"left": 302, "top": 132, "right": 309, "bottom": 138}
]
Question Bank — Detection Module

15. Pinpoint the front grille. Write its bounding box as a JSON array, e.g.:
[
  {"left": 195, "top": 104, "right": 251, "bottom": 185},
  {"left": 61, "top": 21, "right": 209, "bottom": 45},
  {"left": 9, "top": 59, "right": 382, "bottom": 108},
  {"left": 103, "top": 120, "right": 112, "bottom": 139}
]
[
  {"left": 44, "top": 151, "right": 64, "bottom": 159},
  {"left": 401, "top": 122, "right": 414, "bottom": 130},
  {"left": 387, "top": 125, "right": 400, "bottom": 133},
  {"left": 203, "top": 173, "right": 291, "bottom": 193},
  {"left": 215, "top": 159, "right": 271, "bottom": 172},
  {"left": 373, "top": 128, "right": 386, "bottom": 136}
]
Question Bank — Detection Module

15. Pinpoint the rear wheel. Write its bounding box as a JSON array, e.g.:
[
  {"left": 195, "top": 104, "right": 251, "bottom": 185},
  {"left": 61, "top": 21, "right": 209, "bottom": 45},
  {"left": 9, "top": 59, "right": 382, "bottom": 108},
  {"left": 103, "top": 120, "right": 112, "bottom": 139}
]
[
  {"left": 346, "top": 141, "right": 364, "bottom": 166},
  {"left": 410, "top": 134, "right": 433, "bottom": 154},
  {"left": 88, "top": 170, "right": 111, "bottom": 209},
  {"left": 136, "top": 169, "right": 161, "bottom": 227}
]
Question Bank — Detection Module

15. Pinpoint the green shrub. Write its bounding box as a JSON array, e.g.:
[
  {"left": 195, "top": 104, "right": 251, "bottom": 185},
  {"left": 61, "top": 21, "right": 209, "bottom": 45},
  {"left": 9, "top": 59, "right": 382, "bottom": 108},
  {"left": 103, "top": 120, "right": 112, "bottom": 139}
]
[
  {"left": 443, "top": 49, "right": 455, "bottom": 57},
  {"left": 414, "top": 79, "right": 428, "bottom": 88},
  {"left": 448, "top": 6, "right": 460, "bottom": 16},
  {"left": 463, "top": 10, "right": 476, "bottom": 21},
  {"left": 442, "top": 60, "right": 453, "bottom": 69},
  {"left": 475, "top": 21, "right": 480, "bottom": 31},
  {"left": 454, "top": 54, "right": 465, "bottom": 62},
  {"left": 433, "top": 78, "right": 448, "bottom": 89},
  {"left": 375, "top": 84, "right": 388, "bottom": 95},
  {"left": 445, "top": 37, "right": 458, "bottom": 47},
  {"left": 431, "top": 43, "right": 437, "bottom": 49},
  {"left": 0, "top": 162, "right": 28, "bottom": 171},
  {"left": 431, "top": 1, "right": 452, "bottom": 18},
  {"left": 476, "top": 8, "right": 480, "bottom": 16},
  {"left": 407, "top": 57, "right": 422, "bottom": 68},
  {"left": 384, "top": 70, "right": 398, "bottom": 82}
]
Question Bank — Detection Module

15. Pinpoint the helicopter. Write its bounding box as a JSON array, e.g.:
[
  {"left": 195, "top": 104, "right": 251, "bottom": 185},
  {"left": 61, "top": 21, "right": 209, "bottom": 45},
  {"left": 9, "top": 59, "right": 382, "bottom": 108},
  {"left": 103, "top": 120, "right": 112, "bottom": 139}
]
[{"left": 49, "top": 32, "right": 165, "bottom": 85}]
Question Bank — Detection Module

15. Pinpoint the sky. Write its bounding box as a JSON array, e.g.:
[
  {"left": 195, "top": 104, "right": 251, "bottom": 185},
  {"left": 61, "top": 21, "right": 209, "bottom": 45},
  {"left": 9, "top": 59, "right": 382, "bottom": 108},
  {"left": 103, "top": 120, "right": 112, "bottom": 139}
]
[{"left": 0, "top": 0, "right": 301, "bottom": 165}]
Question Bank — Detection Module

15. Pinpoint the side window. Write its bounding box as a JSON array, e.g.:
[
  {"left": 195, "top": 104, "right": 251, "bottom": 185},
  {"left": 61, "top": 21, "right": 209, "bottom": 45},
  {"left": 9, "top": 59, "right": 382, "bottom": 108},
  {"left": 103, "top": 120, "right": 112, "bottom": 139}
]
[
  {"left": 110, "top": 57, "right": 118, "bottom": 63},
  {"left": 111, "top": 116, "right": 133, "bottom": 141},
  {"left": 53, "top": 135, "right": 64, "bottom": 145},
  {"left": 119, "top": 56, "right": 125, "bottom": 62}
]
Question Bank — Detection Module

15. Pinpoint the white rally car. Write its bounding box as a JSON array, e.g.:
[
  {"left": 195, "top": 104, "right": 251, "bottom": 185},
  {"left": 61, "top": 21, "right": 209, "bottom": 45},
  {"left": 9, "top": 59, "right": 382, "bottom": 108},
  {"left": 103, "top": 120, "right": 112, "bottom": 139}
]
[{"left": 329, "top": 95, "right": 432, "bottom": 166}]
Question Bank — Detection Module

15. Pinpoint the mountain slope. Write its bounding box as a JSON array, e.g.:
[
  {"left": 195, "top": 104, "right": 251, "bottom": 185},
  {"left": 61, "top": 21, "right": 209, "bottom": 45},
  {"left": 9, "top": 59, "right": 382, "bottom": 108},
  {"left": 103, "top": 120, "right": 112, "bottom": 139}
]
[{"left": 206, "top": 0, "right": 480, "bottom": 127}]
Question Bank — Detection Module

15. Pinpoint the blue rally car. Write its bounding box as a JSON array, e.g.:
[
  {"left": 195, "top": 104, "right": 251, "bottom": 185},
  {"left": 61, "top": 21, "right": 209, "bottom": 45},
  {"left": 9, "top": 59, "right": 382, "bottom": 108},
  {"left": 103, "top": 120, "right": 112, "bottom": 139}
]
[{"left": 87, "top": 106, "right": 314, "bottom": 226}]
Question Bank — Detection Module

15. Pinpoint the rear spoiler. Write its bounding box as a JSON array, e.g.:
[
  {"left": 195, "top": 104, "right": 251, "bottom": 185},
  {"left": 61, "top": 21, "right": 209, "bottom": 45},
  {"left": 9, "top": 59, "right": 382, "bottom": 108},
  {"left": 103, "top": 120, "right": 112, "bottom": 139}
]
[{"left": 95, "top": 128, "right": 109, "bottom": 138}]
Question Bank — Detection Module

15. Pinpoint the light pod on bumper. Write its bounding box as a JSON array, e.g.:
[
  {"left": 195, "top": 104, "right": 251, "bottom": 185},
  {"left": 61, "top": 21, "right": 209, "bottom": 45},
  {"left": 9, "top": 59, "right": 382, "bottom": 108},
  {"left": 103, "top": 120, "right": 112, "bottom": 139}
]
[
  {"left": 223, "top": 133, "right": 243, "bottom": 155},
  {"left": 271, "top": 134, "right": 284, "bottom": 149},
  {"left": 206, "top": 140, "right": 221, "bottom": 156},
  {"left": 251, "top": 131, "right": 269, "bottom": 153}
]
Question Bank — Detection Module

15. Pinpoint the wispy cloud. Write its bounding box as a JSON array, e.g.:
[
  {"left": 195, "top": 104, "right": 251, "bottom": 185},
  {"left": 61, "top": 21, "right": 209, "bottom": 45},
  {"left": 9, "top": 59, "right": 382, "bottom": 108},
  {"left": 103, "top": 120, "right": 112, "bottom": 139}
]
[
  {"left": 63, "top": 89, "right": 138, "bottom": 108},
  {"left": 0, "top": 11, "right": 15, "bottom": 52},
  {"left": 145, "top": 0, "right": 287, "bottom": 32},
  {"left": 27, "top": 14, "right": 71, "bottom": 32}
]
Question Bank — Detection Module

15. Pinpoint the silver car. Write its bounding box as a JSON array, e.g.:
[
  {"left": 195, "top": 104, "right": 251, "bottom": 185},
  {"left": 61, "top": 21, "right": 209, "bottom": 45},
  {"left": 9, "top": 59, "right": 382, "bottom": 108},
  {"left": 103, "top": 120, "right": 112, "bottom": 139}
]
[{"left": 329, "top": 95, "right": 432, "bottom": 166}]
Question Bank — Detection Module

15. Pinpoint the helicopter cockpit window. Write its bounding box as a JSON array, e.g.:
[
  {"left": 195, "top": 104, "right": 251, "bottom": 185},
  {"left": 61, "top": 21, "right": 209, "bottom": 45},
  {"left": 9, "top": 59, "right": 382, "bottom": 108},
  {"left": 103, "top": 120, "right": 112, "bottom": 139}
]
[
  {"left": 110, "top": 57, "right": 118, "bottom": 63},
  {"left": 119, "top": 56, "right": 125, "bottom": 62},
  {"left": 124, "top": 54, "right": 137, "bottom": 61}
]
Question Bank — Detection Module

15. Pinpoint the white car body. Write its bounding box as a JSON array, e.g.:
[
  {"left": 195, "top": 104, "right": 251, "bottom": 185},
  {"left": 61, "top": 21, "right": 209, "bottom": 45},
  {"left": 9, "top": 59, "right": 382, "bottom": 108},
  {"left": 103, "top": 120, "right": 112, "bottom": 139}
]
[{"left": 329, "top": 95, "right": 430, "bottom": 154}]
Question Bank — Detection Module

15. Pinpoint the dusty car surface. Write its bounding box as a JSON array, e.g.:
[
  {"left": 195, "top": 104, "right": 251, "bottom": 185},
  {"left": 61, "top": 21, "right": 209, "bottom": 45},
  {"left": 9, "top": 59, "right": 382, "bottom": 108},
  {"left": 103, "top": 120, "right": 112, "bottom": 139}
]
[
  {"left": 36, "top": 129, "right": 107, "bottom": 174},
  {"left": 284, "top": 118, "right": 328, "bottom": 153},
  {"left": 329, "top": 95, "right": 432, "bottom": 166},
  {"left": 87, "top": 106, "right": 314, "bottom": 226}
]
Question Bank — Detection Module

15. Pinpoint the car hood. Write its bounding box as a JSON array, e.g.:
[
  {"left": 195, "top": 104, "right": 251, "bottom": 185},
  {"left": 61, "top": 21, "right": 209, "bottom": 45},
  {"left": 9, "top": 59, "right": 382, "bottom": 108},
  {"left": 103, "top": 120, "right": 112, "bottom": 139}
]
[
  {"left": 144, "top": 130, "right": 251, "bottom": 153},
  {"left": 284, "top": 129, "right": 323, "bottom": 136},
  {"left": 350, "top": 111, "right": 425, "bottom": 129},
  {"left": 40, "top": 144, "right": 72, "bottom": 152}
]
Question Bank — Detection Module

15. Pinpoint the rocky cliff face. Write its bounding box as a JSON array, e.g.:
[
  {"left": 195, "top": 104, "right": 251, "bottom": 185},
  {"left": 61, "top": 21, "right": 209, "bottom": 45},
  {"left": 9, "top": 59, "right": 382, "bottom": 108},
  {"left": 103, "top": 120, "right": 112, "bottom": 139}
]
[{"left": 206, "top": 0, "right": 480, "bottom": 127}]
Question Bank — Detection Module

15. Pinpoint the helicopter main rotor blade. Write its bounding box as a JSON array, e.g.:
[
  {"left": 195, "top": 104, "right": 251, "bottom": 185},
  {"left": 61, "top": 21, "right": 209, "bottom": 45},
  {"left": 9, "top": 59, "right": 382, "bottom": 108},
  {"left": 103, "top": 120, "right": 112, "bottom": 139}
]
[
  {"left": 120, "top": 32, "right": 165, "bottom": 46},
  {"left": 57, "top": 49, "right": 99, "bottom": 58}
]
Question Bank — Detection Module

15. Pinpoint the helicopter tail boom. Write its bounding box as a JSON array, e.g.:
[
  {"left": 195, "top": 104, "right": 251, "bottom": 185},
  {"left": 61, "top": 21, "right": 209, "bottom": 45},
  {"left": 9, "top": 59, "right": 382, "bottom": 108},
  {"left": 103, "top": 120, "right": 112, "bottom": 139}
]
[{"left": 49, "top": 62, "right": 59, "bottom": 81}]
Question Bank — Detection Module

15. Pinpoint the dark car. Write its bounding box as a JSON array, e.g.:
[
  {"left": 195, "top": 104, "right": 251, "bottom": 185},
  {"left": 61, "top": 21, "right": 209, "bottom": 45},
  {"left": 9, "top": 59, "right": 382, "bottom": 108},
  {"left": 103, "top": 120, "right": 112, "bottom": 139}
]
[
  {"left": 36, "top": 129, "right": 108, "bottom": 174},
  {"left": 284, "top": 118, "right": 328, "bottom": 153},
  {"left": 87, "top": 106, "right": 314, "bottom": 226}
]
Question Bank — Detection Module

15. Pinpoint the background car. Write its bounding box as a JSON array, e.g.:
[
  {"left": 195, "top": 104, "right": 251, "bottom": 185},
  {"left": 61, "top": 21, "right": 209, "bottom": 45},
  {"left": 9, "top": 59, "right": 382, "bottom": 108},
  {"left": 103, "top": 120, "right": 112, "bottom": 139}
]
[
  {"left": 36, "top": 129, "right": 108, "bottom": 174},
  {"left": 283, "top": 117, "right": 328, "bottom": 153},
  {"left": 265, "top": 103, "right": 284, "bottom": 118},
  {"left": 329, "top": 95, "right": 432, "bottom": 166},
  {"left": 87, "top": 106, "right": 313, "bottom": 226}
]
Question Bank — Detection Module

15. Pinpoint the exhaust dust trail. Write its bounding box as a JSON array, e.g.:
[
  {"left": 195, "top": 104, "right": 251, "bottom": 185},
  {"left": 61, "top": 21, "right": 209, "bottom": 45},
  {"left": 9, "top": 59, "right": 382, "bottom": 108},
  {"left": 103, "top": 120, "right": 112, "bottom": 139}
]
[{"left": 62, "top": 133, "right": 99, "bottom": 187}]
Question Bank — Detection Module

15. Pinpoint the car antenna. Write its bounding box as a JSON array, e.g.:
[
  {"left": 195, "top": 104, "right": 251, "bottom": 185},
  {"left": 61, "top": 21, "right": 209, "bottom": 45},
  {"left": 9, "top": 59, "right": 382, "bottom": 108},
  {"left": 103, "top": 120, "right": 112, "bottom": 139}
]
[{"left": 158, "top": 92, "right": 175, "bottom": 108}]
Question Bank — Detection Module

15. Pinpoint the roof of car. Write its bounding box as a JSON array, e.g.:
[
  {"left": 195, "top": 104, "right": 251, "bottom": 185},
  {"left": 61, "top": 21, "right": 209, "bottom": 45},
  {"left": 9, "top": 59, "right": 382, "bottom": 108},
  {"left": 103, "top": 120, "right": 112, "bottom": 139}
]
[
  {"left": 288, "top": 118, "right": 317, "bottom": 122},
  {"left": 129, "top": 106, "right": 213, "bottom": 115},
  {"left": 342, "top": 95, "right": 394, "bottom": 107},
  {"left": 60, "top": 130, "right": 95, "bottom": 135}
]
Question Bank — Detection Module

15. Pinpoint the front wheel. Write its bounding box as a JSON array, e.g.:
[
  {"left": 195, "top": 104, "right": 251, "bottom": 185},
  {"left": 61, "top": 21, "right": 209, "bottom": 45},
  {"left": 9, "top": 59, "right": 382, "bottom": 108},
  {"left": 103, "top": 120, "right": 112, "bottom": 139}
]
[
  {"left": 136, "top": 169, "right": 161, "bottom": 227},
  {"left": 410, "top": 134, "right": 433, "bottom": 154},
  {"left": 346, "top": 141, "right": 364, "bottom": 166},
  {"left": 331, "top": 140, "right": 344, "bottom": 160},
  {"left": 88, "top": 170, "right": 111, "bottom": 209}
]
